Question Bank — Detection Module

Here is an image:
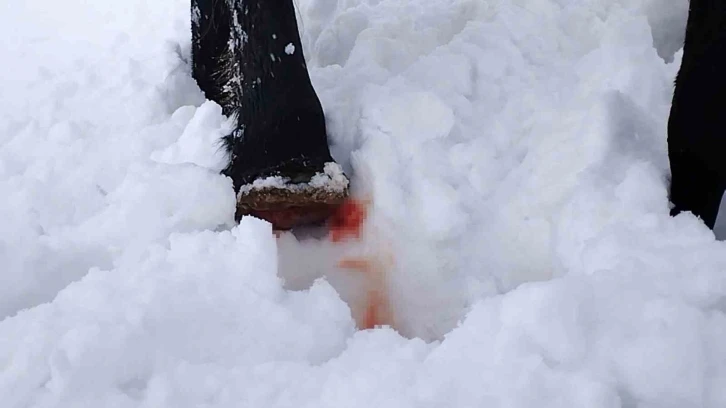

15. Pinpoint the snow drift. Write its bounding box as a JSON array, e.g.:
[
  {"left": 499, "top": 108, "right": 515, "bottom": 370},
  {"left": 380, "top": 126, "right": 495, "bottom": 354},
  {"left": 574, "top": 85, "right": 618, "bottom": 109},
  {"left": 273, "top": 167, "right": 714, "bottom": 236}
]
[{"left": 3, "top": 0, "right": 726, "bottom": 407}]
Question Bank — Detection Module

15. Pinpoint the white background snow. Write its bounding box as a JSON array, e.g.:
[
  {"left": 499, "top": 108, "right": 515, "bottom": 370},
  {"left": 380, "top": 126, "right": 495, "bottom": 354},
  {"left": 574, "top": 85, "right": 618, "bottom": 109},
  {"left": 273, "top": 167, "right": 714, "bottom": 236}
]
[{"left": 2, "top": 0, "right": 726, "bottom": 406}]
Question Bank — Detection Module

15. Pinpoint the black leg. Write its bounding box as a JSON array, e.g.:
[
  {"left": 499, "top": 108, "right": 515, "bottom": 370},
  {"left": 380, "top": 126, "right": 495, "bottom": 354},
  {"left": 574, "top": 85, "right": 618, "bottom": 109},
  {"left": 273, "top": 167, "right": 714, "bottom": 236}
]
[
  {"left": 190, "top": 0, "right": 349, "bottom": 229},
  {"left": 667, "top": 0, "right": 726, "bottom": 231},
  {"left": 191, "top": 0, "right": 233, "bottom": 109},
  {"left": 669, "top": 150, "right": 725, "bottom": 229}
]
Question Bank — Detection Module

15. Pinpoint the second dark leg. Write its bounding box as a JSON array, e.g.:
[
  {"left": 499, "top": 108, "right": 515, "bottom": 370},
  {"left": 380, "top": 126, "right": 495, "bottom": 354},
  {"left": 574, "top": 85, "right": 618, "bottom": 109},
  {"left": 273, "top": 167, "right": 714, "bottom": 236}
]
[{"left": 669, "top": 150, "right": 726, "bottom": 229}]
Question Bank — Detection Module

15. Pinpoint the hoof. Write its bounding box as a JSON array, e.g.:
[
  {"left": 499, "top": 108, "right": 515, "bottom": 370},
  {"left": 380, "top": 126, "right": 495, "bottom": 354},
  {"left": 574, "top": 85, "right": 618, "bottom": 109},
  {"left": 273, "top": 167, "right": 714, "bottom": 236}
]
[{"left": 235, "top": 162, "right": 350, "bottom": 230}]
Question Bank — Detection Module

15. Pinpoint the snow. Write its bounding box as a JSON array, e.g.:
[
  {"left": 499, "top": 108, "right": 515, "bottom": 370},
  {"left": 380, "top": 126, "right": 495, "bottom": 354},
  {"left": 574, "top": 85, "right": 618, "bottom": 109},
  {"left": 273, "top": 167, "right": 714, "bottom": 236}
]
[
  {"left": 309, "top": 162, "right": 349, "bottom": 191},
  {"left": 285, "top": 42, "right": 296, "bottom": 55},
  {"left": 2, "top": 0, "right": 726, "bottom": 407},
  {"left": 237, "top": 161, "right": 349, "bottom": 195}
]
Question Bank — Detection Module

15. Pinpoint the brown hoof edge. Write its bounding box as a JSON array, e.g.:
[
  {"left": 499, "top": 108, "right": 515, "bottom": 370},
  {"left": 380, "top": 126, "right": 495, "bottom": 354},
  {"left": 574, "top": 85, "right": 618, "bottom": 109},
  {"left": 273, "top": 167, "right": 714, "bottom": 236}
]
[{"left": 235, "top": 186, "right": 350, "bottom": 230}]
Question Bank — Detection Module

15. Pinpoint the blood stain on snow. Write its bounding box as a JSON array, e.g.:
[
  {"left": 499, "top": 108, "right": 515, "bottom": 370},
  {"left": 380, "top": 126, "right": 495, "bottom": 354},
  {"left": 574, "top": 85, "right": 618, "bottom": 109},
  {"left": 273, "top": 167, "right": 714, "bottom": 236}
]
[
  {"left": 328, "top": 198, "right": 368, "bottom": 242},
  {"left": 338, "top": 255, "right": 394, "bottom": 330},
  {"left": 328, "top": 198, "right": 395, "bottom": 330}
]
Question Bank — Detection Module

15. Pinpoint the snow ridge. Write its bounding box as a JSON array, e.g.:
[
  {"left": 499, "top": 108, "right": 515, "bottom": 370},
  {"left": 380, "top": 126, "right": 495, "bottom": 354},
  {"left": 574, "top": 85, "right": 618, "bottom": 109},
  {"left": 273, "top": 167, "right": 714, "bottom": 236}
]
[{"left": 5, "top": 0, "right": 726, "bottom": 407}]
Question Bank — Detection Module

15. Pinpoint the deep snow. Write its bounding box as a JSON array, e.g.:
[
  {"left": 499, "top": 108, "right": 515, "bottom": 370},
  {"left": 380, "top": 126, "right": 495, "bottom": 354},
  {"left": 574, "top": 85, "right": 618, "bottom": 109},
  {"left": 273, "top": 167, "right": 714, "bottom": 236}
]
[{"left": 3, "top": 0, "right": 726, "bottom": 407}]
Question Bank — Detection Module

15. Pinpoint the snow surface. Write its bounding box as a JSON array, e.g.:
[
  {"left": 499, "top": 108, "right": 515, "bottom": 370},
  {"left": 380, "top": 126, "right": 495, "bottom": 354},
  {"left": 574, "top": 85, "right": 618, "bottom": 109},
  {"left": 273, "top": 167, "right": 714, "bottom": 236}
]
[
  {"left": 4, "top": 0, "right": 726, "bottom": 407},
  {"left": 285, "top": 43, "right": 296, "bottom": 55},
  {"left": 237, "top": 162, "right": 349, "bottom": 195}
]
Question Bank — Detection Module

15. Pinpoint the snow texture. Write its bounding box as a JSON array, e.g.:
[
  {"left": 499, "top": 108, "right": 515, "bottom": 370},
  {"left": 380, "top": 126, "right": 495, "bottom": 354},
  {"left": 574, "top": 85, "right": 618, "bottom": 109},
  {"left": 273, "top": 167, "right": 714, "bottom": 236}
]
[
  {"left": 2, "top": 0, "right": 726, "bottom": 407},
  {"left": 237, "top": 162, "right": 348, "bottom": 196},
  {"left": 285, "top": 42, "right": 296, "bottom": 55}
]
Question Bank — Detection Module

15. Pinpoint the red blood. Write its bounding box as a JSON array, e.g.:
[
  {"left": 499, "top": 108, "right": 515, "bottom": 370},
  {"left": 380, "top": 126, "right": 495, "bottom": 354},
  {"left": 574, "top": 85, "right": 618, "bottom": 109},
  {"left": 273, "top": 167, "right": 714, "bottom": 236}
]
[
  {"left": 337, "top": 257, "right": 393, "bottom": 330},
  {"left": 361, "top": 289, "right": 392, "bottom": 330},
  {"left": 330, "top": 198, "right": 394, "bottom": 330},
  {"left": 328, "top": 199, "right": 368, "bottom": 242}
]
